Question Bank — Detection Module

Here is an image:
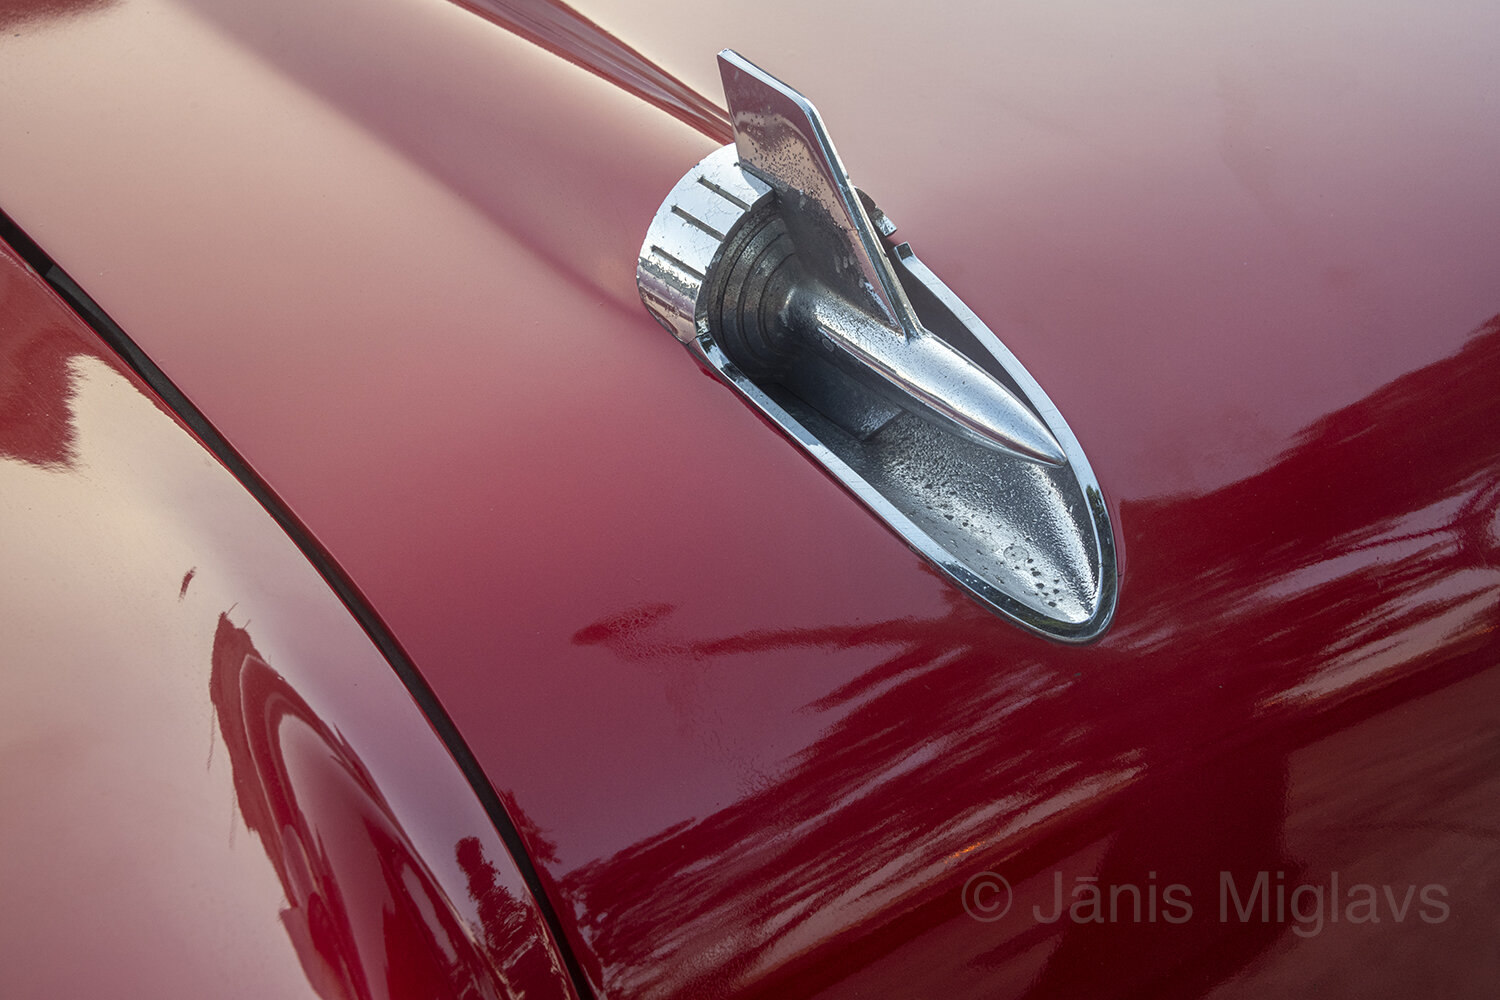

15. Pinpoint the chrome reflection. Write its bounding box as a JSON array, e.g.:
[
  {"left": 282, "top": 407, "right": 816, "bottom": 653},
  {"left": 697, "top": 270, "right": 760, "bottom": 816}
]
[{"left": 637, "top": 52, "right": 1116, "bottom": 642}]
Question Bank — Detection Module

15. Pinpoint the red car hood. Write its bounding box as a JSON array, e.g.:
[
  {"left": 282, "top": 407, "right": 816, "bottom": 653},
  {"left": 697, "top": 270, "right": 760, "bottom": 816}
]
[{"left": 3, "top": 0, "right": 1499, "bottom": 996}]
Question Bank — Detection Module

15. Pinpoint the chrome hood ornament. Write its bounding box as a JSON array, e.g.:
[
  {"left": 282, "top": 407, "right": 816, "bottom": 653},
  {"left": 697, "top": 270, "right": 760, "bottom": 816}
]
[{"left": 637, "top": 51, "right": 1117, "bottom": 642}]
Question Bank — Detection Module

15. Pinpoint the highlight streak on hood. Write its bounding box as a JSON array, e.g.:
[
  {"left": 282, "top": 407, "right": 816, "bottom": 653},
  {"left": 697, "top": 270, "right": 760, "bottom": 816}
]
[{"left": 447, "top": 0, "right": 731, "bottom": 142}]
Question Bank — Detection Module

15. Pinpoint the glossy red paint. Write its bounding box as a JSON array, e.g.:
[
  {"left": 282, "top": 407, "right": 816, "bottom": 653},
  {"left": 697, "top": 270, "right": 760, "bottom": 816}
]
[
  {"left": 0, "top": 240, "right": 576, "bottom": 1000},
  {"left": 2, "top": 0, "right": 1498, "bottom": 997}
]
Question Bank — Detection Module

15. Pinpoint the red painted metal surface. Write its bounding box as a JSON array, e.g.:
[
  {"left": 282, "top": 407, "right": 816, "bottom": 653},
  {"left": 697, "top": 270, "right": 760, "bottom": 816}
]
[
  {"left": 0, "top": 240, "right": 577, "bottom": 1000},
  {"left": 2, "top": 0, "right": 1499, "bottom": 997}
]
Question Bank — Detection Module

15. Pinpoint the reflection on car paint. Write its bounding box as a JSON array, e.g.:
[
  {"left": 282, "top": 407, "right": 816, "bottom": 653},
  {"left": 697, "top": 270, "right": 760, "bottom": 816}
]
[
  {"left": 210, "top": 615, "right": 568, "bottom": 999},
  {"left": 3, "top": 0, "right": 1499, "bottom": 995},
  {"left": 557, "top": 316, "right": 1500, "bottom": 998},
  {"left": 450, "top": 0, "right": 731, "bottom": 141},
  {"left": 0, "top": 241, "right": 577, "bottom": 1000}
]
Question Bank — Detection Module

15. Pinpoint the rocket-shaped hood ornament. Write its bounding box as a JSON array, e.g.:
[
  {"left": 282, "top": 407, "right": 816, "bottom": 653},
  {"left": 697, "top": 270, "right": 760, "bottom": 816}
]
[
  {"left": 637, "top": 50, "right": 1117, "bottom": 642},
  {"left": 714, "top": 51, "right": 1064, "bottom": 466}
]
